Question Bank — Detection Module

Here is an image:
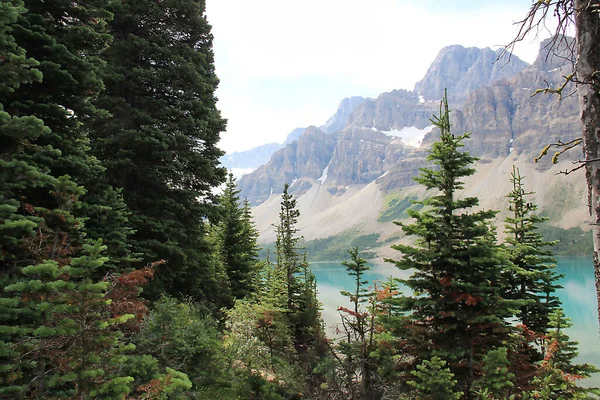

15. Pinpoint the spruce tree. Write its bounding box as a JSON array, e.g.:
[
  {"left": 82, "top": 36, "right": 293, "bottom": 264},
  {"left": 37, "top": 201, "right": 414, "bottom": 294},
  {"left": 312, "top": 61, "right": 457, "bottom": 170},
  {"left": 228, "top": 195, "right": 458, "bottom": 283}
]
[
  {"left": 216, "top": 173, "right": 260, "bottom": 301},
  {"left": 275, "top": 183, "right": 303, "bottom": 312},
  {"left": 273, "top": 184, "right": 325, "bottom": 391},
  {"left": 388, "top": 92, "right": 513, "bottom": 396},
  {"left": 526, "top": 309, "right": 599, "bottom": 399},
  {"left": 91, "top": 0, "right": 227, "bottom": 300},
  {"left": 503, "top": 166, "right": 562, "bottom": 334},
  {"left": 337, "top": 247, "right": 378, "bottom": 400},
  {"left": 0, "top": 0, "right": 133, "bottom": 275}
]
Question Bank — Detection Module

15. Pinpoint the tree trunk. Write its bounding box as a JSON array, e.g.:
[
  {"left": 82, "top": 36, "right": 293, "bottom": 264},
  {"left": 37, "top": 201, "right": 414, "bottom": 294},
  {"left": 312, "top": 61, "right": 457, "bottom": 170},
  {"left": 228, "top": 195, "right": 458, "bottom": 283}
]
[{"left": 575, "top": 0, "right": 600, "bottom": 331}]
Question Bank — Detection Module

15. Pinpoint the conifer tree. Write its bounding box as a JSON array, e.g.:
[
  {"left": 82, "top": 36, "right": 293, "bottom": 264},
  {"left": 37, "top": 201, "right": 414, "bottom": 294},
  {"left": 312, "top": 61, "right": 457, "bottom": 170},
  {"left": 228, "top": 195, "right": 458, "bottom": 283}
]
[
  {"left": 273, "top": 184, "right": 326, "bottom": 391},
  {"left": 503, "top": 166, "right": 562, "bottom": 334},
  {"left": 90, "top": 0, "right": 227, "bottom": 299},
  {"left": 407, "top": 357, "right": 463, "bottom": 400},
  {"left": 216, "top": 174, "right": 260, "bottom": 301},
  {"left": 337, "top": 247, "right": 377, "bottom": 400},
  {"left": 388, "top": 92, "right": 513, "bottom": 396},
  {"left": 0, "top": 0, "right": 133, "bottom": 275},
  {"left": 526, "top": 309, "right": 599, "bottom": 399},
  {"left": 275, "top": 183, "right": 302, "bottom": 312}
]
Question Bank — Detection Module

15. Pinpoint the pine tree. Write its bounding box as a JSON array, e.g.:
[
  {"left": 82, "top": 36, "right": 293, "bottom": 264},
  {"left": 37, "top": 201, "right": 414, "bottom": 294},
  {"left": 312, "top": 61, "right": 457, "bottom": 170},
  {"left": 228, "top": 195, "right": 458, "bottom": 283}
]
[
  {"left": 503, "top": 166, "right": 562, "bottom": 334},
  {"left": 337, "top": 247, "right": 378, "bottom": 400},
  {"left": 275, "top": 183, "right": 302, "bottom": 312},
  {"left": 216, "top": 173, "right": 260, "bottom": 301},
  {"left": 472, "top": 348, "right": 515, "bottom": 399},
  {"left": 90, "top": 0, "right": 227, "bottom": 300},
  {"left": 0, "top": 0, "right": 133, "bottom": 276},
  {"left": 406, "top": 357, "right": 463, "bottom": 400},
  {"left": 272, "top": 184, "right": 326, "bottom": 392},
  {"left": 0, "top": 0, "right": 51, "bottom": 278},
  {"left": 388, "top": 92, "right": 513, "bottom": 396},
  {"left": 526, "top": 309, "right": 599, "bottom": 399}
]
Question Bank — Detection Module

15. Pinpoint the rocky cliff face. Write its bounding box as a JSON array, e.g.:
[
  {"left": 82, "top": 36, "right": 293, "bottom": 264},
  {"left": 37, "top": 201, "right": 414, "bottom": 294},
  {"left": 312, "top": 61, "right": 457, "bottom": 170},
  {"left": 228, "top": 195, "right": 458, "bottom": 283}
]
[
  {"left": 321, "top": 96, "right": 365, "bottom": 134},
  {"left": 326, "top": 127, "right": 409, "bottom": 186},
  {"left": 414, "top": 45, "right": 529, "bottom": 105},
  {"left": 346, "top": 89, "right": 437, "bottom": 131},
  {"left": 240, "top": 40, "right": 579, "bottom": 206},
  {"left": 239, "top": 127, "right": 338, "bottom": 204}
]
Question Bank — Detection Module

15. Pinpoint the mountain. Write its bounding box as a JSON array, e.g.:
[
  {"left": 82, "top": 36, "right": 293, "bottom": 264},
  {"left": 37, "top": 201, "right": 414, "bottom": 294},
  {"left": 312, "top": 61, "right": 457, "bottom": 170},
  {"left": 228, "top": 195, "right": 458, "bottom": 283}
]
[
  {"left": 241, "top": 39, "right": 588, "bottom": 259},
  {"left": 321, "top": 96, "right": 365, "bottom": 133},
  {"left": 220, "top": 96, "right": 366, "bottom": 173},
  {"left": 220, "top": 142, "right": 282, "bottom": 173},
  {"left": 414, "top": 45, "right": 530, "bottom": 105}
]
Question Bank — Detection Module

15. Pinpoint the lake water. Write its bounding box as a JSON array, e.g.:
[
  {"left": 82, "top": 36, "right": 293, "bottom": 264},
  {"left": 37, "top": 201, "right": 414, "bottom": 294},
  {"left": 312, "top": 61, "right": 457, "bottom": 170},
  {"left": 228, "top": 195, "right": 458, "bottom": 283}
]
[{"left": 312, "top": 256, "right": 600, "bottom": 381}]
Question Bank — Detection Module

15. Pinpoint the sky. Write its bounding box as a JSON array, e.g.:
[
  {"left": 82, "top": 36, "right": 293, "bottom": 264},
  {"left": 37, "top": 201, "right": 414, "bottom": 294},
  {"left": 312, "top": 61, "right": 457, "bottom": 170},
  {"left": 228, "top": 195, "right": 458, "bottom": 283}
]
[{"left": 206, "top": 1, "right": 558, "bottom": 154}]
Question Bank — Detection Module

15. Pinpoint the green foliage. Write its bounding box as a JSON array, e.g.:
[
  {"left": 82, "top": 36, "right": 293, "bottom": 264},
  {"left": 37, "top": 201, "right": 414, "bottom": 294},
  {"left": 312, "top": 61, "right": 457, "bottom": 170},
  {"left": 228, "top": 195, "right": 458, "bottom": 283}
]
[
  {"left": 90, "top": 0, "right": 227, "bottom": 300},
  {"left": 214, "top": 174, "right": 260, "bottom": 303},
  {"left": 407, "top": 356, "right": 463, "bottom": 400},
  {"left": 292, "top": 232, "right": 380, "bottom": 262},
  {"left": 472, "top": 348, "right": 515, "bottom": 399},
  {"left": 523, "top": 309, "right": 600, "bottom": 399},
  {"left": 378, "top": 194, "right": 424, "bottom": 222},
  {"left": 503, "top": 166, "right": 563, "bottom": 336},
  {"left": 0, "top": 240, "right": 137, "bottom": 399},
  {"left": 134, "top": 296, "right": 231, "bottom": 396},
  {"left": 537, "top": 225, "right": 593, "bottom": 256},
  {"left": 387, "top": 92, "right": 514, "bottom": 394}
]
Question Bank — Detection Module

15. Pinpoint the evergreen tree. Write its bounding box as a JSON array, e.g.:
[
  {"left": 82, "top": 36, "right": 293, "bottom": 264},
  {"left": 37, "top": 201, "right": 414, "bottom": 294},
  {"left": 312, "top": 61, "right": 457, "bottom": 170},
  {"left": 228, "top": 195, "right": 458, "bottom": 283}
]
[
  {"left": 275, "top": 183, "right": 302, "bottom": 312},
  {"left": 503, "top": 166, "right": 562, "bottom": 334},
  {"left": 0, "top": 0, "right": 51, "bottom": 278},
  {"left": 0, "top": 0, "right": 133, "bottom": 276},
  {"left": 525, "top": 309, "right": 599, "bottom": 399},
  {"left": 388, "top": 92, "right": 513, "bottom": 396},
  {"left": 216, "top": 173, "right": 260, "bottom": 301},
  {"left": 272, "top": 184, "right": 326, "bottom": 393},
  {"left": 406, "top": 357, "right": 463, "bottom": 400},
  {"left": 471, "top": 348, "right": 515, "bottom": 399},
  {"left": 337, "top": 247, "right": 377, "bottom": 400},
  {"left": 90, "top": 0, "right": 227, "bottom": 300}
]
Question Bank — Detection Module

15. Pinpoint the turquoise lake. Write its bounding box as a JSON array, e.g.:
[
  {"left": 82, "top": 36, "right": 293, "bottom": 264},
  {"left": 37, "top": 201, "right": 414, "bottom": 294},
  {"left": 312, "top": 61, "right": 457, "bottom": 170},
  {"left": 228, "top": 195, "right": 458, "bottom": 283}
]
[{"left": 311, "top": 256, "right": 600, "bottom": 380}]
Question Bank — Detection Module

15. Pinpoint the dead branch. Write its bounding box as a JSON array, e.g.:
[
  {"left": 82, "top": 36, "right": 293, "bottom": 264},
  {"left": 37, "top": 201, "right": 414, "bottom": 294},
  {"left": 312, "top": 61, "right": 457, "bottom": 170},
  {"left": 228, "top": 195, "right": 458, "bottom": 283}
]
[
  {"left": 535, "top": 137, "right": 582, "bottom": 163},
  {"left": 531, "top": 73, "right": 575, "bottom": 99}
]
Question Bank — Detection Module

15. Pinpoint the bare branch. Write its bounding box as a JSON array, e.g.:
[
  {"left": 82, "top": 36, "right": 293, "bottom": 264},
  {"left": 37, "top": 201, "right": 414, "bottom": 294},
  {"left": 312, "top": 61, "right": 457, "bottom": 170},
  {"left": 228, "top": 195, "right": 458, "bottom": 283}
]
[
  {"left": 500, "top": 0, "right": 575, "bottom": 66},
  {"left": 531, "top": 73, "right": 575, "bottom": 99},
  {"left": 535, "top": 137, "right": 583, "bottom": 163}
]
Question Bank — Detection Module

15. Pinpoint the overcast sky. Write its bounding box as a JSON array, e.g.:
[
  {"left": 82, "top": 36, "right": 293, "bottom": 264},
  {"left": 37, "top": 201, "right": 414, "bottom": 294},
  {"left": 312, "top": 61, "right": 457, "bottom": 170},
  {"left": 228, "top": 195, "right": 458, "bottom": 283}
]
[{"left": 206, "top": 1, "right": 556, "bottom": 154}]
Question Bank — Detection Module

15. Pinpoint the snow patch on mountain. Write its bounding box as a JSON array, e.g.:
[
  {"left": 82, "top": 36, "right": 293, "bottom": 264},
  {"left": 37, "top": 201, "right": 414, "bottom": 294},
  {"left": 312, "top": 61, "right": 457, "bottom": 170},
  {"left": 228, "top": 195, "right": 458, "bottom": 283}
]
[
  {"left": 381, "top": 125, "right": 434, "bottom": 148},
  {"left": 318, "top": 160, "right": 331, "bottom": 185}
]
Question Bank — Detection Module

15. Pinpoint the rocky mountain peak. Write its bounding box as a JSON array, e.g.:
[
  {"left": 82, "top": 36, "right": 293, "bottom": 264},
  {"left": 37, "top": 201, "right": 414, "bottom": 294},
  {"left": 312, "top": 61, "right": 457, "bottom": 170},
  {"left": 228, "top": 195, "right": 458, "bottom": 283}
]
[
  {"left": 532, "top": 35, "right": 575, "bottom": 72},
  {"left": 414, "top": 45, "right": 529, "bottom": 105},
  {"left": 321, "top": 96, "right": 365, "bottom": 134}
]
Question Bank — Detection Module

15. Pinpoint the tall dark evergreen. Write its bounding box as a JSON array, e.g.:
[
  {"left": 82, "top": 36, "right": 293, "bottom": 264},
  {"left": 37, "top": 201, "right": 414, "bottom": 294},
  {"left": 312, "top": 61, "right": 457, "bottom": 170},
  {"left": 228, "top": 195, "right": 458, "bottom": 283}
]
[
  {"left": 503, "top": 166, "right": 562, "bottom": 335},
  {"left": 388, "top": 93, "right": 513, "bottom": 397},
  {"left": 274, "top": 184, "right": 325, "bottom": 389},
  {"left": 0, "top": 0, "right": 133, "bottom": 275},
  {"left": 275, "top": 183, "right": 303, "bottom": 312},
  {"left": 91, "top": 0, "right": 227, "bottom": 299},
  {"left": 216, "top": 173, "right": 260, "bottom": 301}
]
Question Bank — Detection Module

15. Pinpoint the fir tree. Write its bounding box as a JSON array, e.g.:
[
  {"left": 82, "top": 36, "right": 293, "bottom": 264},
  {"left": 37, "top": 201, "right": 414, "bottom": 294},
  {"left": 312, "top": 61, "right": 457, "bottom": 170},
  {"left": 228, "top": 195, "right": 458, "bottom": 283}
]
[
  {"left": 406, "top": 356, "right": 463, "bottom": 400},
  {"left": 388, "top": 92, "right": 513, "bottom": 396},
  {"left": 275, "top": 183, "right": 302, "bottom": 312},
  {"left": 337, "top": 247, "right": 377, "bottom": 400},
  {"left": 0, "top": 0, "right": 133, "bottom": 275},
  {"left": 526, "top": 309, "right": 599, "bottom": 399},
  {"left": 272, "top": 184, "right": 326, "bottom": 392},
  {"left": 216, "top": 173, "right": 260, "bottom": 301},
  {"left": 503, "top": 166, "right": 562, "bottom": 334},
  {"left": 90, "top": 0, "right": 227, "bottom": 300}
]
